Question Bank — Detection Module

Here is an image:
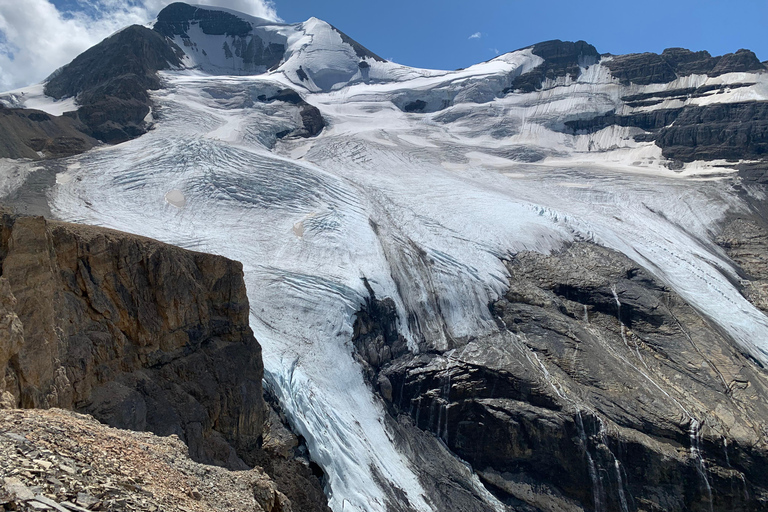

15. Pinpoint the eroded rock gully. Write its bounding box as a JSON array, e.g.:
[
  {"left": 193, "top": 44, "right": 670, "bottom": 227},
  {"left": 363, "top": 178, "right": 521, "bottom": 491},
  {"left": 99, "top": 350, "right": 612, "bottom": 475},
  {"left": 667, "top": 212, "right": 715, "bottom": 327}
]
[
  {"left": 0, "top": 209, "right": 329, "bottom": 512},
  {"left": 355, "top": 242, "right": 768, "bottom": 512}
]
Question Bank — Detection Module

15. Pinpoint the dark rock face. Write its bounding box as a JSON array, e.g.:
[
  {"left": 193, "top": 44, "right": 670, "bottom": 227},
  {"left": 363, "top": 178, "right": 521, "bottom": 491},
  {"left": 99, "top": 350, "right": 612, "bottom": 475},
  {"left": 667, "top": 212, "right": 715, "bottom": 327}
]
[
  {"left": 565, "top": 108, "right": 683, "bottom": 134},
  {"left": 154, "top": 2, "right": 253, "bottom": 38},
  {"left": 404, "top": 100, "right": 427, "bottom": 113},
  {"left": 507, "top": 40, "right": 600, "bottom": 93},
  {"left": 717, "top": 217, "right": 768, "bottom": 314},
  {"left": 44, "top": 25, "right": 183, "bottom": 144},
  {"left": 0, "top": 107, "right": 95, "bottom": 159},
  {"left": 604, "top": 52, "right": 680, "bottom": 85},
  {"left": 0, "top": 210, "right": 264, "bottom": 469},
  {"left": 154, "top": 3, "right": 286, "bottom": 72},
  {"left": 653, "top": 101, "right": 768, "bottom": 161},
  {"left": 604, "top": 48, "right": 766, "bottom": 85},
  {"left": 263, "top": 89, "right": 325, "bottom": 138},
  {"left": 711, "top": 49, "right": 767, "bottom": 76},
  {"left": 562, "top": 97, "right": 768, "bottom": 163},
  {"left": 45, "top": 26, "right": 182, "bottom": 100},
  {"left": 355, "top": 243, "right": 768, "bottom": 511},
  {"left": 329, "top": 24, "right": 386, "bottom": 63},
  {"left": 0, "top": 209, "right": 331, "bottom": 511}
]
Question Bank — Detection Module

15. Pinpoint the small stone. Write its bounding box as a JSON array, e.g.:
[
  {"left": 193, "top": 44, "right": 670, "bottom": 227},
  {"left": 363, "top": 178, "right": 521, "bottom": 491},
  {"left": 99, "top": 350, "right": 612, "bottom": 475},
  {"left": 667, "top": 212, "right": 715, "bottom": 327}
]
[
  {"left": 59, "top": 502, "right": 91, "bottom": 512},
  {"left": 28, "top": 500, "right": 53, "bottom": 510},
  {"left": 33, "top": 495, "right": 70, "bottom": 512},
  {"left": 4, "top": 433, "right": 28, "bottom": 444},
  {"left": 4, "top": 476, "right": 35, "bottom": 501},
  {"left": 75, "top": 492, "right": 99, "bottom": 508},
  {"left": 35, "top": 460, "right": 53, "bottom": 470},
  {"left": 188, "top": 488, "right": 202, "bottom": 500},
  {"left": 58, "top": 465, "right": 76, "bottom": 475}
]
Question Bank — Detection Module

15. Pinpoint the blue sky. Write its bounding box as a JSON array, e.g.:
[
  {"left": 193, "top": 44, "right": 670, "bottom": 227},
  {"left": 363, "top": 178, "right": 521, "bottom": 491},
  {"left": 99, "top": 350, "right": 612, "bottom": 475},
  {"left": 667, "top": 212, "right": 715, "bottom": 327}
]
[
  {"left": 273, "top": 0, "right": 768, "bottom": 69},
  {"left": 1, "top": 0, "right": 766, "bottom": 91}
]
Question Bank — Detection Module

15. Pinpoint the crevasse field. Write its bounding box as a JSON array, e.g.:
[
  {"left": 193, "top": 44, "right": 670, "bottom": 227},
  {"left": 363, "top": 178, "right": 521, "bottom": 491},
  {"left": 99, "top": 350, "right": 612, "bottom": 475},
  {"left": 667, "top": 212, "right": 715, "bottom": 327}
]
[{"left": 6, "top": 14, "right": 768, "bottom": 512}]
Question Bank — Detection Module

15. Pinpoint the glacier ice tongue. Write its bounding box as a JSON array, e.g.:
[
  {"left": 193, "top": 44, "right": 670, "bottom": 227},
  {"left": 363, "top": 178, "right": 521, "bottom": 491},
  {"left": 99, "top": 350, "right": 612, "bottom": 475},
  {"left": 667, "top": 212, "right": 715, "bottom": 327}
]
[{"left": 48, "top": 60, "right": 768, "bottom": 511}]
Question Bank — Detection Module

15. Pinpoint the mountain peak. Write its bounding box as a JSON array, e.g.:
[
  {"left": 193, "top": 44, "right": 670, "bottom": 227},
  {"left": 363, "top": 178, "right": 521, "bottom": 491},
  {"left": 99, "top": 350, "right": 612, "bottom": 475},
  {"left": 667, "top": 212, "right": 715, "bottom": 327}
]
[{"left": 149, "top": 2, "right": 390, "bottom": 91}]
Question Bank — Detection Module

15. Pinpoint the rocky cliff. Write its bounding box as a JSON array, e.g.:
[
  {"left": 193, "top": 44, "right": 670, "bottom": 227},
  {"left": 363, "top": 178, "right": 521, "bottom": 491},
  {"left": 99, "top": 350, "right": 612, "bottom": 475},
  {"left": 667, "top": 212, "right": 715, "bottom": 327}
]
[
  {"left": 355, "top": 242, "right": 768, "bottom": 511},
  {"left": 0, "top": 105, "right": 95, "bottom": 160},
  {"left": 0, "top": 209, "right": 329, "bottom": 511}
]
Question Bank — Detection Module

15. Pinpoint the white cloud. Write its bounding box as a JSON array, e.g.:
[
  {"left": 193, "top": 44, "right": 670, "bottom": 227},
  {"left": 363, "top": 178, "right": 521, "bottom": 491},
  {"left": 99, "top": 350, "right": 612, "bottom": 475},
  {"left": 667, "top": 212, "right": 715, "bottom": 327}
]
[
  {"left": 468, "top": 32, "right": 481, "bottom": 40},
  {"left": 0, "top": 0, "right": 280, "bottom": 92}
]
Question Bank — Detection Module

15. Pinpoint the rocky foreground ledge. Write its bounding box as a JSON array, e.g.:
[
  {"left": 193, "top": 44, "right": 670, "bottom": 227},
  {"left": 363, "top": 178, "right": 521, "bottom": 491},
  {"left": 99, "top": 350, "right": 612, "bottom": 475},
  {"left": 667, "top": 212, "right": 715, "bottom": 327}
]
[
  {"left": 0, "top": 209, "right": 329, "bottom": 512},
  {"left": 0, "top": 408, "right": 289, "bottom": 512}
]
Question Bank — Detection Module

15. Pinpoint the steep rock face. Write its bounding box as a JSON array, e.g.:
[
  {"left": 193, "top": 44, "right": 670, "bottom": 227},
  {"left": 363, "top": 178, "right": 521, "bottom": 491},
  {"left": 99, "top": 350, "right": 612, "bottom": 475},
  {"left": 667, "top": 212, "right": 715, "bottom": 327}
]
[
  {"left": 508, "top": 40, "right": 600, "bottom": 93},
  {"left": 356, "top": 243, "right": 768, "bottom": 511},
  {"left": 45, "top": 25, "right": 184, "bottom": 143},
  {"left": 604, "top": 48, "right": 766, "bottom": 85},
  {"left": 154, "top": 2, "right": 286, "bottom": 72},
  {"left": 0, "top": 210, "right": 264, "bottom": 468},
  {"left": 652, "top": 102, "right": 768, "bottom": 162},
  {"left": 717, "top": 216, "right": 768, "bottom": 314},
  {"left": 0, "top": 106, "right": 95, "bottom": 159}
]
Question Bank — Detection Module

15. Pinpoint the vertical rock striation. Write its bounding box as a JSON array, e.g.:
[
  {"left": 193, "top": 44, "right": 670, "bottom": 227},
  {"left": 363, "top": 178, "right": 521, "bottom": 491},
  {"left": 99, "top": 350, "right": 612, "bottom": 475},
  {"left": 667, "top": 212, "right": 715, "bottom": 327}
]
[{"left": 0, "top": 209, "right": 264, "bottom": 469}]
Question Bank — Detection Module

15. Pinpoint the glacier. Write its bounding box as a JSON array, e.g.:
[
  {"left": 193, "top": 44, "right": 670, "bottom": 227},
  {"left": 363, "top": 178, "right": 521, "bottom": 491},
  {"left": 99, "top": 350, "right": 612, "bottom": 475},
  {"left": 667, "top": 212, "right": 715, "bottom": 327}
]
[{"left": 3, "top": 8, "right": 768, "bottom": 511}]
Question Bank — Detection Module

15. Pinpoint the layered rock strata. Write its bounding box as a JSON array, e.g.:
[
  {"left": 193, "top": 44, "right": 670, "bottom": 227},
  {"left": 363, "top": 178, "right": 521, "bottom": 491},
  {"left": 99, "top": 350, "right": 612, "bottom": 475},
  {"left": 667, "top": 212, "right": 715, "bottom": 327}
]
[{"left": 355, "top": 243, "right": 768, "bottom": 511}]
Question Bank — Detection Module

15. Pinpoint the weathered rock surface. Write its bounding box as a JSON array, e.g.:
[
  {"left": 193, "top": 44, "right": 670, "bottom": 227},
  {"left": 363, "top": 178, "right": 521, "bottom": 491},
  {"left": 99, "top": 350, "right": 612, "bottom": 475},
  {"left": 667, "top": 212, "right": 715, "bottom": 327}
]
[
  {"left": 0, "top": 209, "right": 264, "bottom": 468},
  {"left": 0, "top": 408, "right": 291, "bottom": 512},
  {"left": 0, "top": 209, "right": 330, "bottom": 511},
  {"left": 652, "top": 101, "right": 768, "bottom": 162},
  {"left": 507, "top": 40, "right": 600, "bottom": 93},
  {"left": 604, "top": 48, "right": 766, "bottom": 85},
  {"left": 717, "top": 216, "right": 768, "bottom": 314},
  {"left": 45, "top": 25, "right": 184, "bottom": 144},
  {"left": 0, "top": 106, "right": 95, "bottom": 160},
  {"left": 355, "top": 243, "right": 768, "bottom": 511}
]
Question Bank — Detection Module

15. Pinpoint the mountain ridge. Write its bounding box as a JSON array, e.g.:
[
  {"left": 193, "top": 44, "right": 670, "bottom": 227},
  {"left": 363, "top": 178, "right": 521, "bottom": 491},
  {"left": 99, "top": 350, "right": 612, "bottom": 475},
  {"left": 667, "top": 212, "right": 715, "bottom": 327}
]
[{"left": 3, "top": 3, "right": 768, "bottom": 511}]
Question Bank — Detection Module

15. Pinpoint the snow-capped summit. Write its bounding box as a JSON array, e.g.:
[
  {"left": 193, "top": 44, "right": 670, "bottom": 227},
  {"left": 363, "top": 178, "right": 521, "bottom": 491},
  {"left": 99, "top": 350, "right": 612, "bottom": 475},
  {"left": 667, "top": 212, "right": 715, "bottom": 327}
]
[
  {"left": 4, "top": 7, "right": 768, "bottom": 511},
  {"left": 151, "top": 2, "right": 408, "bottom": 91}
]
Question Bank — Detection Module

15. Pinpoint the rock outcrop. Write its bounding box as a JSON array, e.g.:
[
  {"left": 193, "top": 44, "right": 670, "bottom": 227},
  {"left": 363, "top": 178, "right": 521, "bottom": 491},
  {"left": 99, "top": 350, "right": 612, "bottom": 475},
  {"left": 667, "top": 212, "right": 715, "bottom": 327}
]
[
  {"left": 0, "top": 209, "right": 330, "bottom": 511},
  {"left": 507, "top": 40, "right": 600, "bottom": 93},
  {"left": 0, "top": 209, "right": 264, "bottom": 468},
  {"left": 604, "top": 48, "right": 766, "bottom": 85},
  {"left": 44, "top": 25, "right": 184, "bottom": 144},
  {"left": 0, "top": 106, "right": 95, "bottom": 160},
  {"left": 355, "top": 243, "right": 768, "bottom": 511}
]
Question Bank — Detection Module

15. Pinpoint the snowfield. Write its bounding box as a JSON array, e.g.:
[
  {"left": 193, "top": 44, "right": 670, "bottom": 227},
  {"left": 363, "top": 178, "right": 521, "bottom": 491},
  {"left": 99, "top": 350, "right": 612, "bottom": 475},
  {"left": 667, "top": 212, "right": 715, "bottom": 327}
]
[{"left": 12, "top": 27, "right": 767, "bottom": 511}]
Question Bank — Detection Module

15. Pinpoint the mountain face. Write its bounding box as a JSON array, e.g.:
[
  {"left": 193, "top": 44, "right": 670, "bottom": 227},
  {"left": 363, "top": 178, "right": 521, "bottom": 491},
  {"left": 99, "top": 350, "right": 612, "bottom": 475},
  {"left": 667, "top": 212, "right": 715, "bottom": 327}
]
[{"left": 2, "top": 3, "right": 768, "bottom": 512}]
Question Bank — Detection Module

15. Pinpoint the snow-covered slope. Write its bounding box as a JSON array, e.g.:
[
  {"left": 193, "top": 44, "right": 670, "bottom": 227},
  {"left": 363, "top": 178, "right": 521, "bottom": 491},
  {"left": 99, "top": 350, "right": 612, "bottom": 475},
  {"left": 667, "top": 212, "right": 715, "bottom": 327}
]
[
  {"left": 152, "top": 3, "right": 435, "bottom": 91},
  {"left": 44, "top": 73, "right": 768, "bottom": 512},
  {"left": 4, "top": 4, "right": 768, "bottom": 511}
]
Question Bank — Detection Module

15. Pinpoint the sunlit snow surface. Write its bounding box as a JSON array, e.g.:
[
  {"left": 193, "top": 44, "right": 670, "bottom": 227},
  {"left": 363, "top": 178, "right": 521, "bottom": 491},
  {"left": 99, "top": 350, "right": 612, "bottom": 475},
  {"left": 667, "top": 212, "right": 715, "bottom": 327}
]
[{"left": 48, "top": 63, "right": 768, "bottom": 511}]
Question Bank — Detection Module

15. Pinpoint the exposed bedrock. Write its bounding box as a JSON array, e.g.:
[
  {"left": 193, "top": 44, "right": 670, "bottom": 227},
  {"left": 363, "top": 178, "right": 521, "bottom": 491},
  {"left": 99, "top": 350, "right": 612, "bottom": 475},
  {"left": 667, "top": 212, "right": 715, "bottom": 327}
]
[
  {"left": 0, "top": 105, "right": 96, "bottom": 159},
  {"left": 652, "top": 102, "right": 768, "bottom": 162},
  {"left": 507, "top": 39, "right": 600, "bottom": 93},
  {"left": 0, "top": 209, "right": 263, "bottom": 466},
  {"left": 45, "top": 25, "right": 184, "bottom": 144},
  {"left": 717, "top": 213, "right": 768, "bottom": 317},
  {"left": 0, "top": 209, "right": 330, "bottom": 510},
  {"left": 354, "top": 243, "right": 768, "bottom": 511},
  {"left": 565, "top": 101, "right": 768, "bottom": 163},
  {"left": 604, "top": 48, "right": 766, "bottom": 85}
]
